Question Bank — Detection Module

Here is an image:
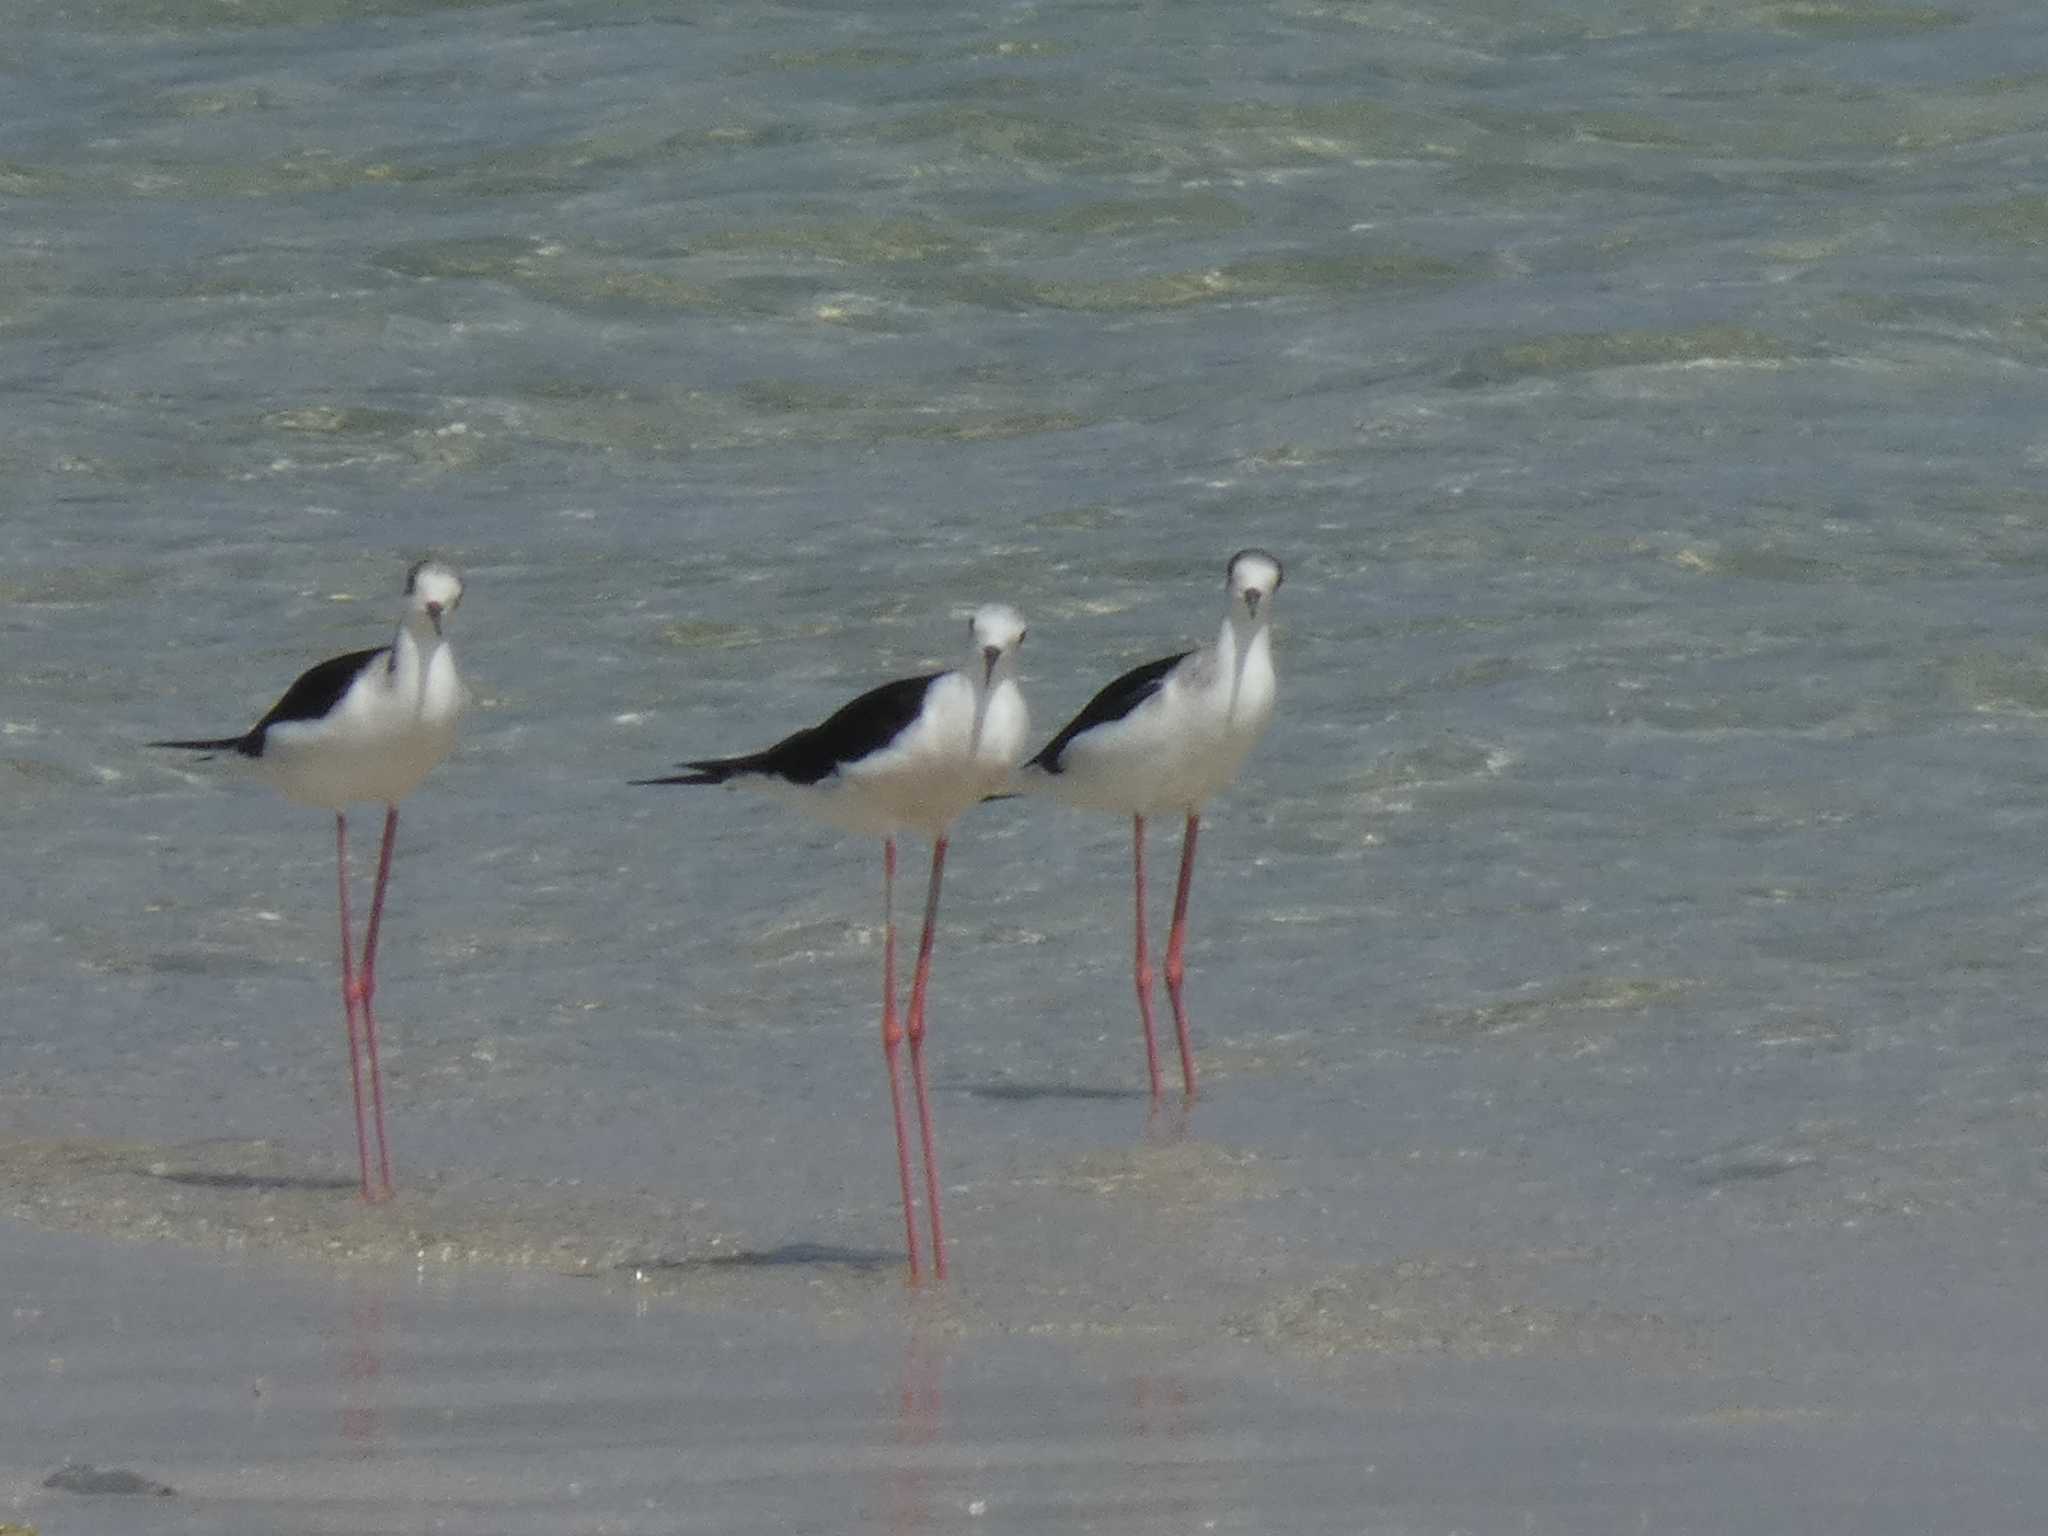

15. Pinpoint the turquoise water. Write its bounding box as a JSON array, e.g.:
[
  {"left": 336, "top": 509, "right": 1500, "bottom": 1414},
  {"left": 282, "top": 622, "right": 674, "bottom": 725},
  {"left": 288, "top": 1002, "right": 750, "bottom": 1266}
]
[{"left": 7, "top": 0, "right": 2048, "bottom": 1529}]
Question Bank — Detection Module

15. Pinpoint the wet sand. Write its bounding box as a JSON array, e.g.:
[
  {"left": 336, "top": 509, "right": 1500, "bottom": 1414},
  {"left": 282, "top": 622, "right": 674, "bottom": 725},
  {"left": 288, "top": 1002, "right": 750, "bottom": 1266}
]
[
  {"left": 6, "top": 1135, "right": 2046, "bottom": 1535},
  {"left": 0, "top": 1132, "right": 1696, "bottom": 1355}
]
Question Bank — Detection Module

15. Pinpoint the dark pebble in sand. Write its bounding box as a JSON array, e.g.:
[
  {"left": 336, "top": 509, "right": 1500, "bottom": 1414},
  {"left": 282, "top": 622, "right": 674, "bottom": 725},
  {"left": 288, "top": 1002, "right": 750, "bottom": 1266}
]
[{"left": 42, "top": 1463, "right": 175, "bottom": 1497}]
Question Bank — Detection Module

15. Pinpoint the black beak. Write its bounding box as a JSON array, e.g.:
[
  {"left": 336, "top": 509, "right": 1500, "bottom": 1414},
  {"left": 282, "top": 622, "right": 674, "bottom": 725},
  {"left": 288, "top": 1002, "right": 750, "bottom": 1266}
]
[
  {"left": 427, "top": 602, "right": 444, "bottom": 636},
  {"left": 982, "top": 644, "right": 1002, "bottom": 682},
  {"left": 1244, "top": 591, "right": 1261, "bottom": 620}
]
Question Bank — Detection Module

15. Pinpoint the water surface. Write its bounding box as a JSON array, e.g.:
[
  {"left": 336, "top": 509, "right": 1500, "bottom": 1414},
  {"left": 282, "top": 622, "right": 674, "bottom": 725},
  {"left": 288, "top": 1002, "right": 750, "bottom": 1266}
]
[{"left": 7, "top": 0, "right": 2048, "bottom": 1529}]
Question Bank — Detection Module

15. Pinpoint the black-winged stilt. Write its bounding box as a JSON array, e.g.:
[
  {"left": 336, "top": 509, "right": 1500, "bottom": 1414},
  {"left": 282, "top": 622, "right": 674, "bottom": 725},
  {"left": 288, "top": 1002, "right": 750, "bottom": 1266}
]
[
  {"left": 635, "top": 604, "right": 1030, "bottom": 1283},
  {"left": 1020, "top": 550, "right": 1281, "bottom": 1098},
  {"left": 152, "top": 559, "right": 468, "bottom": 1201}
]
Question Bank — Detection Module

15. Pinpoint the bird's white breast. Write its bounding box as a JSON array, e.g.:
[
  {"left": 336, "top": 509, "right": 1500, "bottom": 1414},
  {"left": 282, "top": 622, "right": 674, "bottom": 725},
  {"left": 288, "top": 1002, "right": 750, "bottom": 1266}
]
[
  {"left": 835, "top": 672, "right": 1028, "bottom": 839},
  {"left": 1033, "top": 623, "right": 1274, "bottom": 816},
  {"left": 265, "top": 637, "right": 465, "bottom": 809}
]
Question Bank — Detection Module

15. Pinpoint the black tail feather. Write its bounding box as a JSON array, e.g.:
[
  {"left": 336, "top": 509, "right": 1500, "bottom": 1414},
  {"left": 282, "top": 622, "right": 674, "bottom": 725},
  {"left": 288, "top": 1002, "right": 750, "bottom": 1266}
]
[
  {"left": 151, "top": 735, "right": 250, "bottom": 758},
  {"left": 630, "top": 756, "right": 754, "bottom": 788}
]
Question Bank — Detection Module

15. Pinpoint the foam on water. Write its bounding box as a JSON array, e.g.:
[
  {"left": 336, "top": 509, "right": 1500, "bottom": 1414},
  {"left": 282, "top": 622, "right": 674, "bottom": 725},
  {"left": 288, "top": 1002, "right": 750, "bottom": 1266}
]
[{"left": 10, "top": 0, "right": 2048, "bottom": 1526}]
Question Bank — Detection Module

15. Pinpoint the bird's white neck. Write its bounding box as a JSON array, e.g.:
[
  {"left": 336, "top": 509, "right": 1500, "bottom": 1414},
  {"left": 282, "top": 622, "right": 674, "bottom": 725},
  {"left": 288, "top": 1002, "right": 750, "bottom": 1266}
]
[
  {"left": 968, "top": 652, "right": 1016, "bottom": 742},
  {"left": 983, "top": 653, "right": 1020, "bottom": 695},
  {"left": 1217, "top": 609, "right": 1271, "bottom": 715},
  {"left": 391, "top": 616, "right": 454, "bottom": 703}
]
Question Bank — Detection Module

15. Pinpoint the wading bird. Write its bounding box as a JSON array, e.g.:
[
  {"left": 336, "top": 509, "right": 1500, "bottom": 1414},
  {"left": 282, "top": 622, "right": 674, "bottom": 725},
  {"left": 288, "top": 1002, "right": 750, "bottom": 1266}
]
[
  {"left": 153, "top": 559, "right": 468, "bottom": 1200},
  {"left": 636, "top": 605, "right": 1030, "bottom": 1282},
  {"left": 1019, "top": 551, "right": 1280, "bottom": 1098}
]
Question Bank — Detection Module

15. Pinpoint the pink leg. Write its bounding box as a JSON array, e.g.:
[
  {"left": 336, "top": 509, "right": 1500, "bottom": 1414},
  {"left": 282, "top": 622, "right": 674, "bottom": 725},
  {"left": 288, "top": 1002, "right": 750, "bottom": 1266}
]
[
  {"left": 335, "top": 813, "right": 375, "bottom": 1202},
  {"left": 1164, "top": 813, "right": 1201, "bottom": 1099},
  {"left": 355, "top": 803, "right": 400, "bottom": 1199},
  {"left": 879, "top": 838, "right": 924, "bottom": 1283},
  {"left": 904, "top": 835, "right": 949, "bottom": 1281},
  {"left": 1130, "top": 815, "right": 1164, "bottom": 1098}
]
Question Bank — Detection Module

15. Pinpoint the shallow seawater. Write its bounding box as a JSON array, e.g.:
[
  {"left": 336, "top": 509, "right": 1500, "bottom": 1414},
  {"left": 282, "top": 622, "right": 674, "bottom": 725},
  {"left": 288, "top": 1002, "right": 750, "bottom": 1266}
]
[{"left": 8, "top": 0, "right": 2048, "bottom": 1527}]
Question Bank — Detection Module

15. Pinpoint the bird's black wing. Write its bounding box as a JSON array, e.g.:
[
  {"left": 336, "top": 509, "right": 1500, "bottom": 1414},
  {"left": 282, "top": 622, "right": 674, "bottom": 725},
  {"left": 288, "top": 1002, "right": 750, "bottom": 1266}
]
[
  {"left": 636, "top": 672, "right": 943, "bottom": 788},
  {"left": 1028, "top": 650, "right": 1190, "bottom": 773},
  {"left": 154, "top": 646, "right": 389, "bottom": 759}
]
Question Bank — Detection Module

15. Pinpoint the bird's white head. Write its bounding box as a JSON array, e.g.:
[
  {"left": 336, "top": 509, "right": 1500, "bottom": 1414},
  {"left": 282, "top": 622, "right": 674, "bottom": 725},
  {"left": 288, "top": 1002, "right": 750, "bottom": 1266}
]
[
  {"left": 968, "top": 602, "right": 1028, "bottom": 686},
  {"left": 404, "top": 559, "right": 465, "bottom": 638},
  {"left": 1226, "top": 548, "right": 1284, "bottom": 625}
]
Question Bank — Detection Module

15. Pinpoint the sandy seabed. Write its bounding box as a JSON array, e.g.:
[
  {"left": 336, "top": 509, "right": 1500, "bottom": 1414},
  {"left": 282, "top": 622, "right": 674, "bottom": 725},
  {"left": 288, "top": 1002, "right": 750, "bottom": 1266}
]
[
  {"left": 0, "top": 1132, "right": 1680, "bottom": 1352},
  {"left": 5, "top": 1132, "right": 2043, "bottom": 1535}
]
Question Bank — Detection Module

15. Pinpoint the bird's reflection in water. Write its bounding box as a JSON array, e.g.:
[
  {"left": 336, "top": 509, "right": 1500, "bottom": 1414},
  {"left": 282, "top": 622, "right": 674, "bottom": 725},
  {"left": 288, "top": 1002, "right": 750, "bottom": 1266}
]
[
  {"left": 877, "top": 1324, "right": 946, "bottom": 1534},
  {"left": 332, "top": 1286, "right": 389, "bottom": 1459}
]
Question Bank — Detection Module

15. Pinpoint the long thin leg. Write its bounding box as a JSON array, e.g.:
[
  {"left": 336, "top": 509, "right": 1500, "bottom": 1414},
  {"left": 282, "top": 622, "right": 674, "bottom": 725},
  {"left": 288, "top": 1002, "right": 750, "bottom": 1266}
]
[
  {"left": 335, "top": 812, "right": 375, "bottom": 1202},
  {"left": 1163, "top": 812, "right": 1201, "bottom": 1099},
  {"left": 879, "top": 838, "right": 924, "bottom": 1283},
  {"left": 356, "top": 803, "right": 400, "bottom": 1198},
  {"left": 1131, "top": 814, "right": 1164, "bottom": 1098},
  {"left": 904, "top": 835, "right": 949, "bottom": 1280}
]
